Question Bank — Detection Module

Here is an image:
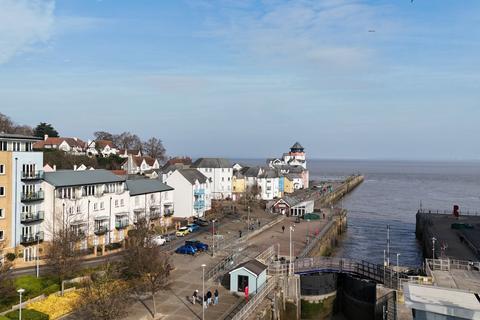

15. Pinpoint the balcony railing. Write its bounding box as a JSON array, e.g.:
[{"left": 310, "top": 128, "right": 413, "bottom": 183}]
[
  {"left": 21, "top": 171, "right": 44, "bottom": 181},
  {"left": 194, "top": 189, "right": 205, "bottom": 195},
  {"left": 94, "top": 225, "right": 109, "bottom": 235},
  {"left": 164, "top": 210, "right": 174, "bottom": 217},
  {"left": 21, "top": 211, "right": 44, "bottom": 223},
  {"left": 115, "top": 219, "right": 129, "bottom": 230},
  {"left": 194, "top": 200, "right": 205, "bottom": 210},
  {"left": 21, "top": 191, "right": 44, "bottom": 202},
  {"left": 20, "top": 231, "right": 44, "bottom": 245},
  {"left": 149, "top": 211, "right": 161, "bottom": 220},
  {"left": 134, "top": 208, "right": 145, "bottom": 213}
]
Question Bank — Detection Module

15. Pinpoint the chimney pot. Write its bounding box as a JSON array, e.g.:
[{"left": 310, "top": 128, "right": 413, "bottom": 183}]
[{"left": 44, "top": 134, "right": 48, "bottom": 141}]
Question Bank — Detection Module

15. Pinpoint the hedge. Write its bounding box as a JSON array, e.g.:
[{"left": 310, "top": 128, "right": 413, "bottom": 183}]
[{"left": 5, "top": 309, "right": 49, "bottom": 320}]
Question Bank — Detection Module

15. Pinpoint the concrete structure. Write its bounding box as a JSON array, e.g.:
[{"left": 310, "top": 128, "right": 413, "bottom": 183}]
[
  {"left": 126, "top": 178, "right": 174, "bottom": 228},
  {"left": 165, "top": 169, "right": 211, "bottom": 218},
  {"left": 192, "top": 158, "right": 232, "bottom": 200},
  {"left": 42, "top": 169, "right": 129, "bottom": 249},
  {"left": 229, "top": 259, "right": 267, "bottom": 295},
  {"left": 0, "top": 133, "right": 44, "bottom": 262},
  {"left": 404, "top": 283, "right": 480, "bottom": 320}
]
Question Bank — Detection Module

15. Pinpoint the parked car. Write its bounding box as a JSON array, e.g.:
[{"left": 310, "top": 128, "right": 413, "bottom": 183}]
[
  {"left": 175, "top": 244, "right": 197, "bottom": 255},
  {"left": 185, "top": 240, "right": 209, "bottom": 252},
  {"left": 187, "top": 223, "right": 200, "bottom": 233},
  {"left": 193, "top": 217, "right": 209, "bottom": 227},
  {"left": 176, "top": 227, "right": 190, "bottom": 237},
  {"left": 152, "top": 235, "right": 166, "bottom": 246},
  {"left": 164, "top": 232, "right": 177, "bottom": 242}
]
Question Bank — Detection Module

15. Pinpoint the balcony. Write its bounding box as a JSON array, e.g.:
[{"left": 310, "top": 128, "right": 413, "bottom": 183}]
[
  {"left": 194, "top": 189, "right": 205, "bottom": 196},
  {"left": 149, "top": 211, "right": 161, "bottom": 220},
  {"left": 20, "top": 231, "right": 44, "bottom": 245},
  {"left": 21, "top": 191, "right": 44, "bottom": 202},
  {"left": 164, "top": 209, "right": 174, "bottom": 217},
  {"left": 194, "top": 200, "right": 205, "bottom": 210},
  {"left": 94, "top": 225, "right": 109, "bottom": 235},
  {"left": 115, "top": 219, "right": 129, "bottom": 230},
  {"left": 21, "top": 211, "right": 44, "bottom": 224},
  {"left": 21, "top": 171, "right": 44, "bottom": 181}
]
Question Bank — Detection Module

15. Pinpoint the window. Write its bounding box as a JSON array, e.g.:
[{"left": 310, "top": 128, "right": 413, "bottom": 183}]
[
  {"left": 0, "top": 230, "right": 3, "bottom": 241},
  {"left": 120, "top": 199, "right": 124, "bottom": 207},
  {"left": 94, "top": 203, "right": 98, "bottom": 211},
  {"left": 0, "top": 186, "right": 4, "bottom": 197},
  {"left": 0, "top": 164, "right": 4, "bottom": 174},
  {"left": 222, "top": 177, "right": 225, "bottom": 182},
  {"left": 77, "top": 206, "right": 81, "bottom": 214},
  {"left": 0, "top": 141, "right": 7, "bottom": 151},
  {"left": 100, "top": 202, "right": 104, "bottom": 210},
  {"left": 0, "top": 208, "right": 3, "bottom": 218},
  {"left": 115, "top": 200, "right": 119, "bottom": 208}
]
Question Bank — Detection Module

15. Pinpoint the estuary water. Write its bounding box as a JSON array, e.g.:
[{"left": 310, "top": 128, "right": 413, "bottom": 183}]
[{"left": 236, "top": 158, "right": 480, "bottom": 267}]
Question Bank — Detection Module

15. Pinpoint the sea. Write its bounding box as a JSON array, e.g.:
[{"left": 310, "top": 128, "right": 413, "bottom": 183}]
[{"left": 234, "top": 159, "right": 480, "bottom": 267}]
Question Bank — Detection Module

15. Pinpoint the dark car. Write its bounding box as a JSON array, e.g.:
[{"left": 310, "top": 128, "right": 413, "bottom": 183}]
[
  {"left": 193, "top": 217, "right": 209, "bottom": 227},
  {"left": 185, "top": 240, "right": 209, "bottom": 252},
  {"left": 175, "top": 245, "right": 197, "bottom": 255},
  {"left": 164, "top": 232, "right": 177, "bottom": 242}
]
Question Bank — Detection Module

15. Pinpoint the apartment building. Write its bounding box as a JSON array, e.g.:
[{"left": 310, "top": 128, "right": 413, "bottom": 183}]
[
  {"left": 0, "top": 133, "right": 44, "bottom": 262},
  {"left": 192, "top": 158, "right": 232, "bottom": 200}
]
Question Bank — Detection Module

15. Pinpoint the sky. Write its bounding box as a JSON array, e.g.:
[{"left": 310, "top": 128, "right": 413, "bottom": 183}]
[{"left": 0, "top": 0, "right": 479, "bottom": 160}]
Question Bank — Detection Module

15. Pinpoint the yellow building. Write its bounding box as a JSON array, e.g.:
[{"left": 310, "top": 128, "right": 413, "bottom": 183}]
[
  {"left": 232, "top": 172, "right": 246, "bottom": 195},
  {"left": 283, "top": 175, "right": 295, "bottom": 195}
]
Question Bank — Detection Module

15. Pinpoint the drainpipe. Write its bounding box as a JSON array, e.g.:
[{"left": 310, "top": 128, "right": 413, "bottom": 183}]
[
  {"left": 14, "top": 157, "right": 18, "bottom": 249},
  {"left": 109, "top": 197, "right": 112, "bottom": 244}
]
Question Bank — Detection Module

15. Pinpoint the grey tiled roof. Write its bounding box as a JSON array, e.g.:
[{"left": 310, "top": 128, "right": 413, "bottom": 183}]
[
  {"left": 291, "top": 142, "right": 304, "bottom": 149},
  {"left": 44, "top": 169, "right": 125, "bottom": 187},
  {"left": 231, "top": 259, "right": 267, "bottom": 276},
  {"left": 241, "top": 166, "right": 262, "bottom": 177},
  {"left": 0, "top": 133, "right": 42, "bottom": 141},
  {"left": 126, "top": 179, "right": 173, "bottom": 196},
  {"left": 192, "top": 158, "right": 231, "bottom": 168},
  {"left": 178, "top": 169, "right": 208, "bottom": 184}
]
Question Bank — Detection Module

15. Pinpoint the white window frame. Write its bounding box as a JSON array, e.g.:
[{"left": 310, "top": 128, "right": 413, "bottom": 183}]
[
  {"left": 0, "top": 164, "right": 4, "bottom": 175},
  {"left": 0, "top": 186, "right": 5, "bottom": 197}
]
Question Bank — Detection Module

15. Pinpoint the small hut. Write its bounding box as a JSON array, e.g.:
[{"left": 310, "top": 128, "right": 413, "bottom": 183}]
[{"left": 229, "top": 259, "right": 267, "bottom": 295}]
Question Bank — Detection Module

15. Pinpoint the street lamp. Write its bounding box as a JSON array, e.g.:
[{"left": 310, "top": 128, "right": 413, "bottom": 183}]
[
  {"left": 18, "top": 288, "right": 25, "bottom": 320},
  {"left": 36, "top": 236, "right": 40, "bottom": 278},
  {"left": 212, "top": 219, "right": 217, "bottom": 257},
  {"left": 289, "top": 225, "right": 295, "bottom": 276},
  {"left": 396, "top": 253, "right": 400, "bottom": 290},
  {"left": 201, "top": 264, "right": 206, "bottom": 320},
  {"left": 247, "top": 206, "right": 250, "bottom": 238},
  {"left": 432, "top": 237, "right": 437, "bottom": 259}
]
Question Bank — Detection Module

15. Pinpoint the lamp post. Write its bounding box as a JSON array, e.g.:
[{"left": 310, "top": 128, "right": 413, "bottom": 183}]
[
  {"left": 432, "top": 237, "right": 437, "bottom": 259},
  {"left": 396, "top": 253, "right": 400, "bottom": 290},
  {"left": 18, "top": 288, "right": 25, "bottom": 320},
  {"left": 247, "top": 206, "right": 250, "bottom": 238},
  {"left": 383, "top": 249, "right": 386, "bottom": 284},
  {"left": 212, "top": 219, "right": 216, "bottom": 256},
  {"left": 36, "top": 236, "right": 40, "bottom": 278},
  {"left": 201, "top": 264, "right": 206, "bottom": 320},
  {"left": 289, "top": 225, "right": 295, "bottom": 276}
]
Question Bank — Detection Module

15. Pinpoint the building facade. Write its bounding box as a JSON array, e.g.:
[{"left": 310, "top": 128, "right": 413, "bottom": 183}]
[{"left": 192, "top": 158, "right": 232, "bottom": 200}]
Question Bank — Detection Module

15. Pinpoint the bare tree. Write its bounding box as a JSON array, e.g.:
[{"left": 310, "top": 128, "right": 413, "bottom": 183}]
[
  {"left": 79, "top": 263, "right": 131, "bottom": 320},
  {"left": 113, "top": 132, "right": 142, "bottom": 150},
  {"left": 93, "top": 131, "right": 114, "bottom": 141},
  {"left": 0, "top": 113, "right": 14, "bottom": 133},
  {"left": 123, "top": 219, "right": 172, "bottom": 317},
  {"left": 13, "top": 125, "right": 33, "bottom": 136},
  {"left": 142, "top": 137, "right": 167, "bottom": 163}
]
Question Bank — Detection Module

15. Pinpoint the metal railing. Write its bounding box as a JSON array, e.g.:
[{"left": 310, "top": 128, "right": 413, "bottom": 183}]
[
  {"left": 21, "top": 171, "right": 44, "bottom": 180},
  {"left": 20, "top": 231, "right": 44, "bottom": 245},
  {"left": 21, "top": 211, "right": 44, "bottom": 223},
  {"left": 115, "top": 220, "right": 129, "bottom": 230},
  {"left": 418, "top": 208, "right": 480, "bottom": 216},
  {"left": 255, "top": 245, "right": 275, "bottom": 264},
  {"left": 94, "top": 226, "right": 109, "bottom": 235},
  {"left": 21, "top": 191, "right": 44, "bottom": 202},
  {"left": 230, "top": 280, "right": 276, "bottom": 320},
  {"left": 299, "top": 219, "right": 336, "bottom": 258},
  {"left": 426, "top": 258, "right": 480, "bottom": 274}
]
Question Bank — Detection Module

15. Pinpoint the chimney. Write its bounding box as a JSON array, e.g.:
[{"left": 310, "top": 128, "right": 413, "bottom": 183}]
[
  {"left": 73, "top": 164, "right": 77, "bottom": 171},
  {"left": 73, "top": 137, "right": 78, "bottom": 141},
  {"left": 53, "top": 164, "right": 57, "bottom": 171},
  {"left": 44, "top": 134, "right": 48, "bottom": 141}
]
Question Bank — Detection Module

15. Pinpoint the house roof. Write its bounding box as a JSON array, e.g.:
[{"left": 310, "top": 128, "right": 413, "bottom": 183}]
[
  {"left": 132, "top": 156, "right": 157, "bottom": 167},
  {"left": 177, "top": 169, "right": 208, "bottom": 184},
  {"left": 241, "top": 166, "right": 262, "bottom": 177},
  {"left": 192, "top": 157, "right": 231, "bottom": 169},
  {"left": 126, "top": 179, "right": 173, "bottom": 196},
  {"left": 34, "top": 137, "right": 86, "bottom": 149},
  {"left": 161, "top": 163, "right": 191, "bottom": 173},
  {"left": 259, "top": 169, "right": 279, "bottom": 179},
  {"left": 44, "top": 169, "right": 125, "bottom": 187},
  {"left": 95, "top": 140, "right": 115, "bottom": 148},
  {"left": 230, "top": 259, "right": 267, "bottom": 277},
  {"left": 119, "top": 149, "right": 141, "bottom": 155},
  {"left": 291, "top": 142, "right": 304, "bottom": 150},
  {"left": 0, "top": 133, "right": 42, "bottom": 141}
]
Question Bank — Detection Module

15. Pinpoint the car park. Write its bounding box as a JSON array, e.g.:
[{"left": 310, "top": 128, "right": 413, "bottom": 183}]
[
  {"left": 187, "top": 223, "right": 200, "bottom": 233},
  {"left": 164, "top": 232, "right": 177, "bottom": 242},
  {"left": 152, "top": 235, "right": 166, "bottom": 246},
  {"left": 175, "top": 244, "right": 197, "bottom": 255},
  {"left": 176, "top": 227, "right": 190, "bottom": 237},
  {"left": 185, "top": 240, "right": 209, "bottom": 252},
  {"left": 193, "top": 217, "right": 209, "bottom": 226}
]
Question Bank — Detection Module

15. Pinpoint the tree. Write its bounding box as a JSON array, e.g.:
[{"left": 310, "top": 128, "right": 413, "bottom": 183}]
[
  {"left": 123, "top": 220, "right": 172, "bottom": 317},
  {"left": 13, "top": 125, "right": 33, "bottom": 136},
  {"left": 0, "top": 113, "right": 14, "bottom": 133},
  {"left": 0, "top": 242, "right": 15, "bottom": 307},
  {"left": 44, "top": 222, "right": 82, "bottom": 284},
  {"left": 93, "top": 131, "right": 114, "bottom": 141},
  {"left": 113, "top": 132, "right": 142, "bottom": 150},
  {"left": 79, "top": 263, "right": 131, "bottom": 320},
  {"left": 142, "top": 137, "right": 167, "bottom": 163},
  {"left": 33, "top": 122, "right": 59, "bottom": 138}
]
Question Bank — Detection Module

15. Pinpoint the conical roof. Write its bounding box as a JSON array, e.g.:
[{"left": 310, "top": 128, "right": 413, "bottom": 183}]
[{"left": 291, "top": 142, "right": 304, "bottom": 150}]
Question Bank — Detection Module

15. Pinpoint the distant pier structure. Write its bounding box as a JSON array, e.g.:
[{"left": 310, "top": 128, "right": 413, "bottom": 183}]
[{"left": 416, "top": 206, "right": 480, "bottom": 260}]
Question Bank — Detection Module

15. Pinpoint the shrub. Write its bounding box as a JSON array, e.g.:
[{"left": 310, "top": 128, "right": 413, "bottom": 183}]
[
  {"left": 5, "top": 309, "right": 49, "bottom": 320},
  {"left": 28, "top": 291, "right": 79, "bottom": 320},
  {"left": 5, "top": 253, "right": 16, "bottom": 262}
]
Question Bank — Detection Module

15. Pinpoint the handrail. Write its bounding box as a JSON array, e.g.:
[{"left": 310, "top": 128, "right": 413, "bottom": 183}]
[
  {"left": 418, "top": 208, "right": 480, "bottom": 216},
  {"left": 231, "top": 280, "right": 276, "bottom": 320}
]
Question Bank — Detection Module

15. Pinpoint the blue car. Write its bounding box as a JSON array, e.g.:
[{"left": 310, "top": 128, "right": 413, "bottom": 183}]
[
  {"left": 186, "top": 240, "right": 209, "bottom": 252},
  {"left": 187, "top": 223, "right": 200, "bottom": 233},
  {"left": 175, "top": 245, "right": 197, "bottom": 255}
]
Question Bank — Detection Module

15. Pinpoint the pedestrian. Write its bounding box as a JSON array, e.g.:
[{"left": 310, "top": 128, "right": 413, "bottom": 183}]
[
  {"left": 282, "top": 225, "right": 285, "bottom": 233},
  {"left": 192, "top": 289, "right": 198, "bottom": 305},
  {"left": 239, "top": 230, "right": 242, "bottom": 238},
  {"left": 214, "top": 289, "right": 219, "bottom": 305},
  {"left": 207, "top": 290, "right": 212, "bottom": 305},
  {"left": 203, "top": 295, "right": 208, "bottom": 309},
  {"left": 258, "top": 219, "right": 261, "bottom": 228}
]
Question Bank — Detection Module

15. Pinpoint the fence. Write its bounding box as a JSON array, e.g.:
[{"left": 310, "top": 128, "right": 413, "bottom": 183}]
[
  {"left": 425, "top": 258, "right": 480, "bottom": 276},
  {"left": 418, "top": 208, "right": 480, "bottom": 216},
  {"left": 230, "top": 280, "right": 277, "bottom": 320}
]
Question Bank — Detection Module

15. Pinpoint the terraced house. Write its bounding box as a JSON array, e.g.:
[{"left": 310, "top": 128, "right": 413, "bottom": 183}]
[
  {"left": 192, "top": 157, "right": 232, "bottom": 200},
  {"left": 0, "top": 133, "right": 45, "bottom": 263}
]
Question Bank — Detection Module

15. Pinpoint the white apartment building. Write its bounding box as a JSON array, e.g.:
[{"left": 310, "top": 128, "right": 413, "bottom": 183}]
[
  {"left": 257, "top": 170, "right": 281, "bottom": 200},
  {"left": 0, "top": 133, "right": 45, "bottom": 262},
  {"left": 125, "top": 179, "right": 174, "bottom": 227},
  {"left": 165, "top": 169, "right": 210, "bottom": 218},
  {"left": 42, "top": 169, "right": 130, "bottom": 249},
  {"left": 192, "top": 158, "right": 232, "bottom": 200}
]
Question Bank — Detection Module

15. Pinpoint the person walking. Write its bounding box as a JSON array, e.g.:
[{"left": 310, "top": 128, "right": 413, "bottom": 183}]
[
  {"left": 203, "top": 294, "right": 208, "bottom": 309},
  {"left": 282, "top": 225, "right": 285, "bottom": 233},
  {"left": 214, "top": 289, "right": 219, "bottom": 305},
  {"left": 207, "top": 290, "right": 212, "bottom": 305},
  {"left": 192, "top": 289, "right": 198, "bottom": 305}
]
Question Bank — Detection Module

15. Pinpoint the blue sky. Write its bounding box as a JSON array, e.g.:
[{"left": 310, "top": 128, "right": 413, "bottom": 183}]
[{"left": 1, "top": 0, "right": 479, "bottom": 160}]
